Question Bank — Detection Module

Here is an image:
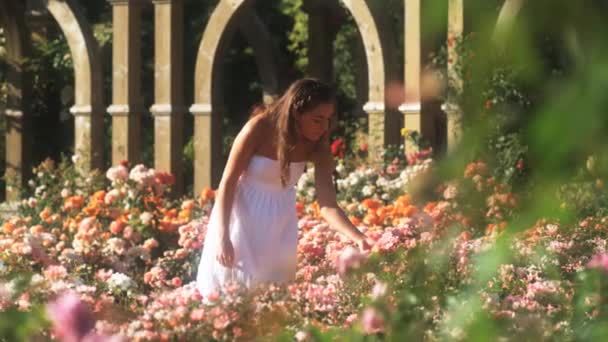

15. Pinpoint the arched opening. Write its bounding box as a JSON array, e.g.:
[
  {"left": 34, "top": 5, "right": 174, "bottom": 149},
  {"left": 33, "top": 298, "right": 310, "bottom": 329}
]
[{"left": 191, "top": 0, "right": 387, "bottom": 192}]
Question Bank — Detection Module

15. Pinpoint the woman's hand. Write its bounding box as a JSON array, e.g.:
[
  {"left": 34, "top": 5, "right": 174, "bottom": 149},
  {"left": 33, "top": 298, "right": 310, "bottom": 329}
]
[
  {"left": 356, "top": 236, "right": 374, "bottom": 253},
  {"left": 216, "top": 237, "right": 235, "bottom": 268}
]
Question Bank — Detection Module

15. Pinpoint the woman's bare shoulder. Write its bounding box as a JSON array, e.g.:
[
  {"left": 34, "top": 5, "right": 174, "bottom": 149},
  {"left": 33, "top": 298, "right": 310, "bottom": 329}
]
[
  {"left": 235, "top": 116, "right": 270, "bottom": 147},
  {"left": 242, "top": 115, "right": 272, "bottom": 137}
]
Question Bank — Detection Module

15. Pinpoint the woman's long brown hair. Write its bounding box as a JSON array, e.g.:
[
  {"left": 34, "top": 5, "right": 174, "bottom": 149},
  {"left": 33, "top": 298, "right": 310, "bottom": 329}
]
[{"left": 250, "top": 78, "right": 336, "bottom": 187}]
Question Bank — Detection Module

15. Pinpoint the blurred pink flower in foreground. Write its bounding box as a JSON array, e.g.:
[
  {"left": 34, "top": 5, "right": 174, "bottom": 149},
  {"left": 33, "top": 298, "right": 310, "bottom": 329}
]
[
  {"left": 588, "top": 253, "right": 608, "bottom": 273},
  {"left": 336, "top": 246, "right": 366, "bottom": 276},
  {"left": 46, "top": 292, "right": 123, "bottom": 342},
  {"left": 361, "top": 307, "right": 385, "bottom": 334}
]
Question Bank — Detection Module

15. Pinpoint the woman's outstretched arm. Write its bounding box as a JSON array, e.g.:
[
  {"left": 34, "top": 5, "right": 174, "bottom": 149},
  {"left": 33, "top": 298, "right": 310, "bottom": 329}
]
[
  {"left": 214, "top": 116, "right": 265, "bottom": 267},
  {"left": 313, "top": 145, "right": 372, "bottom": 251}
]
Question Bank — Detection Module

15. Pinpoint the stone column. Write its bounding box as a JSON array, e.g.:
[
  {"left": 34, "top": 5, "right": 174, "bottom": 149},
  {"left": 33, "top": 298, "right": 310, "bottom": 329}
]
[
  {"left": 363, "top": 102, "right": 386, "bottom": 155},
  {"left": 190, "top": 104, "right": 222, "bottom": 192},
  {"left": 107, "top": 0, "right": 144, "bottom": 165},
  {"left": 400, "top": 0, "right": 422, "bottom": 153},
  {"left": 0, "top": 0, "right": 31, "bottom": 201},
  {"left": 150, "top": 0, "right": 185, "bottom": 196},
  {"left": 303, "top": 0, "right": 337, "bottom": 84},
  {"left": 45, "top": 0, "right": 105, "bottom": 170},
  {"left": 444, "top": 0, "right": 464, "bottom": 151}
]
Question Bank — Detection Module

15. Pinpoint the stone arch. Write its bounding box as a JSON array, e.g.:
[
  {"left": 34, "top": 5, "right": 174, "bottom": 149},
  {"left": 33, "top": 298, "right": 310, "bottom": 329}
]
[
  {"left": 191, "top": 0, "right": 386, "bottom": 191},
  {"left": 493, "top": 0, "right": 525, "bottom": 44},
  {"left": 211, "top": 5, "right": 282, "bottom": 112},
  {"left": 43, "top": 0, "right": 104, "bottom": 169},
  {"left": 238, "top": 9, "right": 282, "bottom": 103},
  {"left": 0, "top": 0, "right": 32, "bottom": 201}
]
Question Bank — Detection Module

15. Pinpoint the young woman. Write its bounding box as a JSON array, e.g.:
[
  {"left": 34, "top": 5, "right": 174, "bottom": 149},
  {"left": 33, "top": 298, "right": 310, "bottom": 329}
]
[{"left": 196, "top": 78, "right": 373, "bottom": 299}]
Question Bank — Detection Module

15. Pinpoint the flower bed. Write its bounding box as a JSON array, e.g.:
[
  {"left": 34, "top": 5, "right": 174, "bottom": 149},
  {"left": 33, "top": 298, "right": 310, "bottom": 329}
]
[{"left": 2, "top": 157, "right": 608, "bottom": 341}]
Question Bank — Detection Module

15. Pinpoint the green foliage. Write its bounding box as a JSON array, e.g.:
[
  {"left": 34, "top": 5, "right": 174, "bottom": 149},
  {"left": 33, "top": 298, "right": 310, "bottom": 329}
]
[
  {"left": 0, "top": 274, "right": 49, "bottom": 341},
  {"left": 280, "top": 0, "right": 308, "bottom": 73}
]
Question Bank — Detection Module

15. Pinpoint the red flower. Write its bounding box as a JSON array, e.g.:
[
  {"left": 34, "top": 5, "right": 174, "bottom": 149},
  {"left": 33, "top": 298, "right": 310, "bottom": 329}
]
[
  {"left": 331, "top": 139, "right": 346, "bottom": 158},
  {"left": 485, "top": 100, "right": 492, "bottom": 109},
  {"left": 360, "top": 143, "right": 368, "bottom": 152},
  {"left": 516, "top": 159, "right": 524, "bottom": 170},
  {"left": 119, "top": 160, "right": 129, "bottom": 167}
]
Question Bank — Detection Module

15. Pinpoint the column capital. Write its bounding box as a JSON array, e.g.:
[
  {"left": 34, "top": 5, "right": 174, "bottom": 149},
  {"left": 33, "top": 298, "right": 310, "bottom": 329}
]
[
  {"left": 150, "top": 104, "right": 188, "bottom": 116},
  {"left": 190, "top": 103, "right": 212, "bottom": 116},
  {"left": 4, "top": 109, "right": 24, "bottom": 118},
  {"left": 107, "top": 104, "right": 146, "bottom": 117},
  {"left": 363, "top": 102, "right": 385, "bottom": 114},
  {"left": 70, "top": 105, "right": 93, "bottom": 116},
  {"left": 398, "top": 103, "right": 421, "bottom": 115}
]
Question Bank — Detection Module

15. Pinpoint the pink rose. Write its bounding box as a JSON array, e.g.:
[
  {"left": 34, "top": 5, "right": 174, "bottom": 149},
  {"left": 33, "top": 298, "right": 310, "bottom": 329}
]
[
  {"left": 106, "top": 165, "right": 129, "bottom": 183},
  {"left": 46, "top": 292, "right": 95, "bottom": 342},
  {"left": 588, "top": 253, "right": 608, "bottom": 273},
  {"left": 336, "top": 246, "right": 366, "bottom": 276},
  {"left": 361, "top": 307, "right": 385, "bottom": 334}
]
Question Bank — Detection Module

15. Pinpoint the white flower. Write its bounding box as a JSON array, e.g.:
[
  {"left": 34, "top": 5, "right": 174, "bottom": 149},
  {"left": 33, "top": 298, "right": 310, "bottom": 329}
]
[
  {"left": 104, "top": 238, "right": 127, "bottom": 255},
  {"left": 108, "top": 272, "right": 134, "bottom": 291},
  {"left": 71, "top": 154, "right": 81, "bottom": 164},
  {"left": 140, "top": 212, "right": 153, "bottom": 225},
  {"left": 60, "top": 188, "right": 71, "bottom": 198},
  {"left": 295, "top": 331, "right": 310, "bottom": 341},
  {"left": 34, "top": 185, "right": 46, "bottom": 196},
  {"left": 335, "top": 163, "right": 345, "bottom": 174},
  {"left": 27, "top": 197, "right": 37, "bottom": 208},
  {"left": 30, "top": 274, "right": 44, "bottom": 286},
  {"left": 362, "top": 185, "right": 375, "bottom": 197}
]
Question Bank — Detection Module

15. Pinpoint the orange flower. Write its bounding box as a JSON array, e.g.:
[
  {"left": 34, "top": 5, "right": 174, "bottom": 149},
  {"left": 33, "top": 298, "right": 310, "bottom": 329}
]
[
  {"left": 2, "top": 221, "right": 16, "bottom": 234},
  {"left": 39, "top": 207, "right": 52, "bottom": 222},
  {"left": 424, "top": 202, "right": 437, "bottom": 212},
  {"left": 349, "top": 216, "right": 361, "bottom": 226},
  {"left": 165, "top": 208, "right": 178, "bottom": 218},
  {"left": 363, "top": 213, "right": 379, "bottom": 225},
  {"left": 200, "top": 187, "right": 215, "bottom": 202},
  {"left": 92, "top": 190, "right": 106, "bottom": 202},
  {"left": 181, "top": 200, "right": 196, "bottom": 211},
  {"left": 361, "top": 199, "right": 382, "bottom": 211},
  {"left": 310, "top": 202, "right": 321, "bottom": 218},
  {"left": 63, "top": 195, "right": 85, "bottom": 211},
  {"left": 178, "top": 209, "right": 191, "bottom": 220},
  {"left": 400, "top": 205, "right": 418, "bottom": 217},
  {"left": 159, "top": 219, "right": 175, "bottom": 232},
  {"left": 395, "top": 195, "right": 412, "bottom": 207},
  {"left": 83, "top": 203, "right": 100, "bottom": 216}
]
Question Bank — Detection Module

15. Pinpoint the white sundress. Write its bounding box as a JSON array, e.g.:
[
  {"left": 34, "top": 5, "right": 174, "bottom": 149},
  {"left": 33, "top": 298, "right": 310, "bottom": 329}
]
[{"left": 196, "top": 155, "right": 306, "bottom": 299}]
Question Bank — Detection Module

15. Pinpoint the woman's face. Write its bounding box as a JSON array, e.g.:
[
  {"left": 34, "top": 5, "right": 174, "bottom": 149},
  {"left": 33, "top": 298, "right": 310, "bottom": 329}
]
[{"left": 296, "top": 102, "right": 334, "bottom": 142}]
